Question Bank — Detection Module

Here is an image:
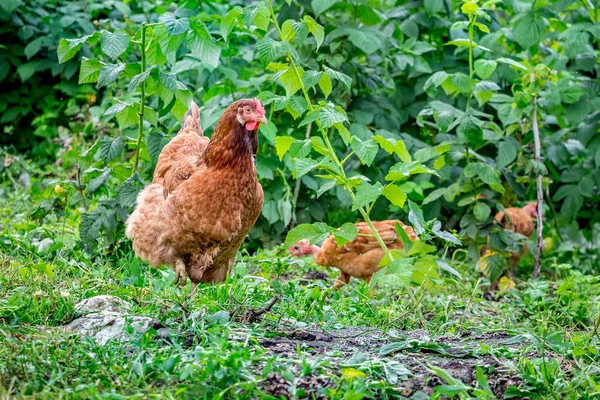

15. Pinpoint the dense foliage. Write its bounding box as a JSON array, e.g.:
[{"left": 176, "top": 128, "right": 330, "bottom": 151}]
[{"left": 2, "top": 0, "right": 599, "bottom": 285}]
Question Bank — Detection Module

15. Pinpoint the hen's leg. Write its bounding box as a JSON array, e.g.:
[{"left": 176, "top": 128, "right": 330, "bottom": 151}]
[
  {"left": 365, "top": 276, "right": 375, "bottom": 297},
  {"left": 333, "top": 272, "right": 351, "bottom": 289},
  {"left": 173, "top": 259, "right": 187, "bottom": 287}
]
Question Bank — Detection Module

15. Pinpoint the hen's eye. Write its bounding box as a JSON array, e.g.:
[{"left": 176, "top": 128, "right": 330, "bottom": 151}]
[
  {"left": 294, "top": 246, "right": 299, "bottom": 250},
  {"left": 245, "top": 107, "right": 252, "bottom": 113}
]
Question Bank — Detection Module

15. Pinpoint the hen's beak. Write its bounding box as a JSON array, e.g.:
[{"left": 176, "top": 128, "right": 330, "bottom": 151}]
[{"left": 256, "top": 114, "right": 267, "bottom": 125}]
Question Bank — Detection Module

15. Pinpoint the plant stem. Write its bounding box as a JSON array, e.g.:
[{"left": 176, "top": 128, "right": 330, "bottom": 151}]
[
  {"left": 465, "top": 15, "right": 475, "bottom": 111},
  {"left": 266, "top": 0, "right": 394, "bottom": 262},
  {"left": 132, "top": 22, "right": 147, "bottom": 177},
  {"left": 290, "top": 122, "right": 313, "bottom": 229},
  {"left": 76, "top": 163, "right": 88, "bottom": 211},
  {"left": 530, "top": 74, "right": 543, "bottom": 278}
]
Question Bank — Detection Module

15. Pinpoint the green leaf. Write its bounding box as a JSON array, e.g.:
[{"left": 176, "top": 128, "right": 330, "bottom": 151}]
[
  {"left": 496, "top": 141, "right": 517, "bottom": 170},
  {"left": 278, "top": 199, "right": 292, "bottom": 226},
  {"left": 99, "top": 136, "right": 124, "bottom": 163},
  {"left": 187, "top": 19, "right": 221, "bottom": 70},
  {"left": 17, "top": 62, "right": 38, "bottom": 82},
  {"left": 351, "top": 137, "right": 378, "bottom": 166},
  {"left": 408, "top": 200, "right": 425, "bottom": 235},
  {"left": 474, "top": 59, "right": 497, "bottom": 79},
  {"left": 116, "top": 105, "right": 139, "bottom": 129},
  {"left": 284, "top": 222, "right": 332, "bottom": 248},
  {"left": 80, "top": 206, "right": 115, "bottom": 245},
  {"left": 496, "top": 57, "right": 528, "bottom": 71},
  {"left": 382, "top": 184, "right": 408, "bottom": 208},
  {"left": 514, "top": 13, "right": 546, "bottom": 48},
  {"left": 423, "top": 188, "right": 447, "bottom": 205},
  {"left": 117, "top": 174, "right": 144, "bottom": 208},
  {"left": 408, "top": 240, "right": 436, "bottom": 256},
  {"left": 371, "top": 258, "right": 414, "bottom": 289},
  {"left": 79, "top": 58, "right": 103, "bottom": 84},
  {"left": 280, "top": 67, "right": 302, "bottom": 96},
  {"left": 302, "top": 70, "right": 322, "bottom": 90},
  {"left": 474, "top": 202, "right": 491, "bottom": 221},
  {"left": 324, "top": 66, "right": 352, "bottom": 91},
  {"left": 159, "top": 13, "right": 190, "bottom": 36},
  {"left": 24, "top": 36, "right": 45, "bottom": 59},
  {"left": 101, "top": 30, "right": 130, "bottom": 60},
  {"left": 147, "top": 132, "right": 170, "bottom": 162},
  {"left": 312, "top": 0, "right": 335, "bottom": 16},
  {"left": 294, "top": 157, "right": 322, "bottom": 178},
  {"left": 424, "top": 71, "right": 449, "bottom": 97},
  {"left": 287, "top": 96, "right": 308, "bottom": 119},
  {"left": 318, "top": 72, "right": 332, "bottom": 97},
  {"left": 319, "top": 104, "right": 347, "bottom": 128},
  {"left": 374, "top": 136, "right": 411, "bottom": 162},
  {"left": 425, "top": 0, "right": 444, "bottom": 14},
  {"left": 97, "top": 63, "right": 125, "bottom": 87},
  {"left": 303, "top": 15, "right": 325, "bottom": 49},
  {"left": 385, "top": 162, "right": 438, "bottom": 181},
  {"left": 352, "top": 182, "right": 383, "bottom": 211},
  {"left": 221, "top": 6, "right": 242, "bottom": 41},
  {"left": 333, "top": 222, "right": 358, "bottom": 247},
  {"left": 57, "top": 35, "right": 90, "bottom": 64},
  {"left": 0, "top": 0, "right": 22, "bottom": 13},
  {"left": 159, "top": 71, "right": 187, "bottom": 91},
  {"left": 335, "top": 123, "right": 351, "bottom": 145},
  {"left": 256, "top": 39, "right": 290, "bottom": 67},
  {"left": 127, "top": 69, "right": 152, "bottom": 92},
  {"left": 281, "top": 20, "right": 308, "bottom": 42},
  {"left": 457, "top": 115, "right": 483, "bottom": 147},
  {"left": 87, "top": 168, "right": 111, "bottom": 193}
]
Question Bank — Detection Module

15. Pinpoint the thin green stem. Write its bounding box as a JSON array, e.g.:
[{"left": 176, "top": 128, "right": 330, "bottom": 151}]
[
  {"left": 465, "top": 15, "right": 475, "bottom": 111},
  {"left": 266, "top": 0, "right": 394, "bottom": 262},
  {"left": 132, "top": 22, "right": 147, "bottom": 177}
]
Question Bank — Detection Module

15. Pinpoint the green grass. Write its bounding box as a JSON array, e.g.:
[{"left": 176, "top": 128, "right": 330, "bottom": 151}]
[{"left": 1, "top": 165, "right": 600, "bottom": 399}]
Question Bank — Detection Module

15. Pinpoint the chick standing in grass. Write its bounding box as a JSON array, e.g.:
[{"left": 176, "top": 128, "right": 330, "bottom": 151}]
[{"left": 289, "top": 220, "right": 417, "bottom": 289}]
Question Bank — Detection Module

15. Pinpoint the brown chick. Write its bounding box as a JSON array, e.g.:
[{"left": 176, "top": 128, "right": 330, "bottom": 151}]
[
  {"left": 289, "top": 220, "right": 417, "bottom": 289},
  {"left": 126, "top": 99, "right": 267, "bottom": 290},
  {"left": 494, "top": 202, "right": 538, "bottom": 268}
]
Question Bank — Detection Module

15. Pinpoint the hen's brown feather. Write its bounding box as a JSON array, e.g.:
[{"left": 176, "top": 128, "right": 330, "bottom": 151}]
[
  {"left": 126, "top": 100, "right": 264, "bottom": 285},
  {"left": 314, "top": 220, "right": 417, "bottom": 283}
]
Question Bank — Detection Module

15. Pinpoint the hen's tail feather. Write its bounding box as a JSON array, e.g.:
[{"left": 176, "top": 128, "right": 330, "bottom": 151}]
[
  {"left": 181, "top": 101, "right": 203, "bottom": 136},
  {"left": 126, "top": 184, "right": 175, "bottom": 267}
]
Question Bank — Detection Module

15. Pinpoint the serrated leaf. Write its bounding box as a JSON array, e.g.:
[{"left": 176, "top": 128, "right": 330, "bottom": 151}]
[
  {"left": 474, "top": 59, "right": 497, "bottom": 79},
  {"left": 302, "top": 70, "right": 322, "bottom": 90},
  {"left": 87, "top": 168, "right": 111, "bottom": 193},
  {"left": 187, "top": 19, "right": 221, "bottom": 70},
  {"left": 514, "top": 13, "right": 546, "bottom": 48},
  {"left": 280, "top": 67, "right": 302, "bottom": 97},
  {"left": 221, "top": 6, "right": 242, "bottom": 41},
  {"left": 99, "top": 136, "right": 124, "bottom": 163},
  {"left": 424, "top": 71, "right": 449, "bottom": 97},
  {"left": 278, "top": 199, "right": 292, "bottom": 226},
  {"left": 335, "top": 123, "right": 351, "bottom": 145},
  {"left": 333, "top": 222, "right": 358, "bottom": 247},
  {"left": 385, "top": 162, "right": 438, "bottom": 181},
  {"left": 496, "top": 141, "right": 517, "bottom": 169},
  {"left": 79, "top": 58, "right": 103, "bottom": 84},
  {"left": 117, "top": 174, "right": 144, "bottom": 208},
  {"left": 352, "top": 181, "right": 383, "bottom": 211},
  {"left": 382, "top": 184, "right": 407, "bottom": 208},
  {"left": 101, "top": 30, "right": 130, "bottom": 60},
  {"left": 324, "top": 66, "right": 352, "bottom": 91},
  {"left": 57, "top": 33, "right": 99, "bottom": 63},
  {"left": 127, "top": 69, "right": 152, "bottom": 92},
  {"left": 319, "top": 104, "right": 347, "bottom": 128},
  {"left": 97, "top": 63, "right": 125, "bottom": 87},
  {"left": 374, "top": 136, "right": 411, "bottom": 162},
  {"left": 284, "top": 222, "right": 332, "bottom": 249},
  {"left": 303, "top": 15, "right": 324, "bottom": 49},
  {"left": 496, "top": 57, "right": 528, "bottom": 71},
  {"left": 294, "top": 157, "right": 323, "bottom": 178},
  {"left": 159, "top": 71, "right": 187, "bottom": 91},
  {"left": 159, "top": 13, "right": 190, "bottom": 36},
  {"left": 351, "top": 137, "right": 378, "bottom": 166},
  {"left": 457, "top": 115, "right": 483, "bottom": 147},
  {"left": 147, "top": 132, "right": 170, "bottom": 162},
  {"left": 318, "top": 72, "right": 332, "bottom": 97}
]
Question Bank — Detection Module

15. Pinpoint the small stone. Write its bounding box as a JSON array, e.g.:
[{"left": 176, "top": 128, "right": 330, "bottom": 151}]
[{"left": 73, "top": 295, "right": 132, "bottom": 316}]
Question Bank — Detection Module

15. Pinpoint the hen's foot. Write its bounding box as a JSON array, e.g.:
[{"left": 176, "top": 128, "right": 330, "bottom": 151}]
[{"left": 173, "top": 260, "right": 187, "bottom": 287}]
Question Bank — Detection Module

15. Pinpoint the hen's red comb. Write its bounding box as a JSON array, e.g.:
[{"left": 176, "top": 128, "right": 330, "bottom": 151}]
[{"left": 253, "top": 98, "right": 265, "bottom": 115}]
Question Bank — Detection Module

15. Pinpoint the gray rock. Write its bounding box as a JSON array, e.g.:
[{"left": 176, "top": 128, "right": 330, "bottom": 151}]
[
  {"left": 74, "top": 295, "right": 132, "bottom": 316},
  {"left": 66, "top": 295, "right": 157, "bottom": 345}
]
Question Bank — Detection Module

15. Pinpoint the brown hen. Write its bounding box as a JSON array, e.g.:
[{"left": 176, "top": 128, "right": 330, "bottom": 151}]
[
  {"left": 126, "top": 99, "right": 266, "bottom": 289},
  {"left": 289, "top": 220, "right": 417, "bottom": 289},
  {"left": 494, "top": 202, "right": 537, "bottom": 267}
]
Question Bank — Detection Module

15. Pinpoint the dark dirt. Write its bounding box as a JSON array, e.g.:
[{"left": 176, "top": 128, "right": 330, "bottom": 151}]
[{"left": 258, "top": 327, "right": 530, "bottom": 398}]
